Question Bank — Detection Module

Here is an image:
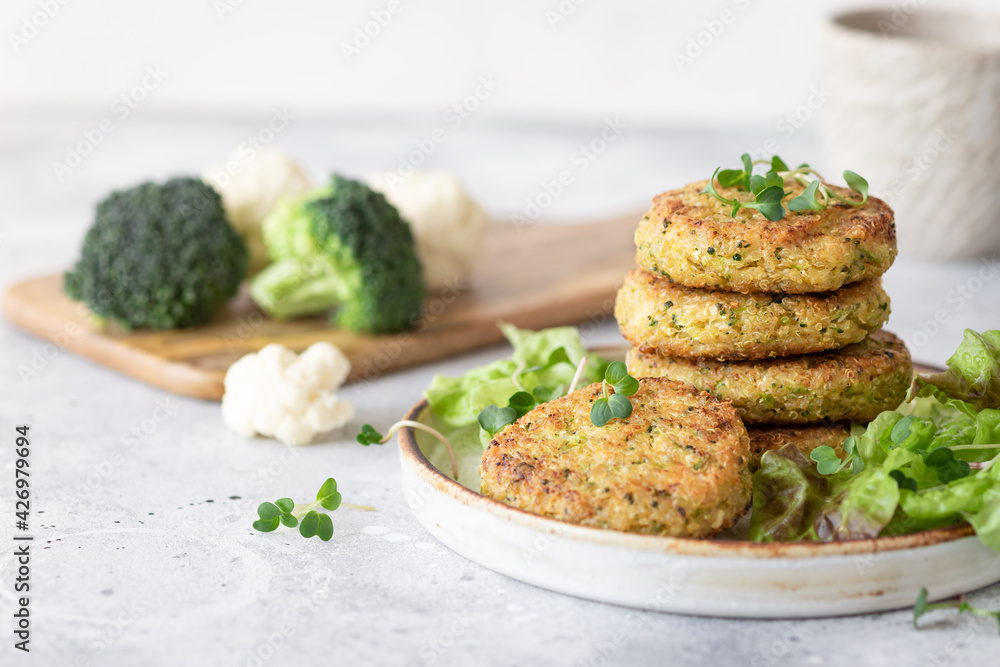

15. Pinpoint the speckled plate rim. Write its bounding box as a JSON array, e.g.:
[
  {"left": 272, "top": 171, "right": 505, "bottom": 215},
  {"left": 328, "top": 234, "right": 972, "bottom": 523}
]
[{"left": 398, "top": 357, "right": 976, "bottom": 560}]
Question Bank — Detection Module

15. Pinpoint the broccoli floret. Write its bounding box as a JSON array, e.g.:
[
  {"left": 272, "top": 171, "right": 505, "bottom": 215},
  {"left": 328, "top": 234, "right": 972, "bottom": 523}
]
[
  {"left": 64, "top": 177, "right": 247, "bottom": 330},
  {"left": 250, "top": 174, "right": 425, "bottom": 334}
]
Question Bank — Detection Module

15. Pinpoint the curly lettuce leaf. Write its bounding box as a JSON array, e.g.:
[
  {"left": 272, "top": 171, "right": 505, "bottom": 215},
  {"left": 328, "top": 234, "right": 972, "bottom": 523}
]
[
  {"left": 898, "top": 463, "right": 1000, "bottom": 550},
  {"left": 750, "top": 445, "right": 898, "bottom": 542},
  {"left": 750, "top": 330, "right": 1000, "bottom": 550},
  {"left": 911, "top": 329, "right": 1000, "bottom": 415},
  {"left": 423, "top": 322, "right": 608, "bottom": 430},
  {"left": 424, "top": 359, "right": 517, "bottom": 427}
]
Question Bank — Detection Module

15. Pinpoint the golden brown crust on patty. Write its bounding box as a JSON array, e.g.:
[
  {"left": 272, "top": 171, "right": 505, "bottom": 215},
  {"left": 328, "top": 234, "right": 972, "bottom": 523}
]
[
  {"left": 747, "top": 422, "right": 851, "bottom": 472},
  {"left": 614, "top": 268, "right": 890, "bottom": 360},
  {"left": 627, "top": 330, "right": 911, "bottom": 424},
  {"left": 634, "top": 179, "right": 897, "bottom": 294},
  {"left": 480, "top": 377, "right": 751, "bottom": 537}
]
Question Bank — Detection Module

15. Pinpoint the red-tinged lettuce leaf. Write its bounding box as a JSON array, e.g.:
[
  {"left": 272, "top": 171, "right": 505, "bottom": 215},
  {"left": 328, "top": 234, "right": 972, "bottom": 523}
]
[
  {"left": 750, "top": 444, "right": 899, "bottom": 543},
  {"left": 911, "top": 329, "right": 1000, "bottom": 415},
  {"left": 750, "top": 445, "right": 828, "bottom": 542}
]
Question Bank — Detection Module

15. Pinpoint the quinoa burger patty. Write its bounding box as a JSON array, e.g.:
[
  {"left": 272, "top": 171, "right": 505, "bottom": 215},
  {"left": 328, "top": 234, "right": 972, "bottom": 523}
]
[
  {"left": 627, "top": 330, "right": 911, "bottom": 424},
  {"left": 634, "top": 179, "right": 897, "bottom": 294},
  {"left": 747, "top": 422, "right": 851, "bottom": 472},
  {"left": 615, "top": 269, "right": 890, "bottom": 360},
  {"left": 480, "top": 377, "right": 751, "bottom": 537}
]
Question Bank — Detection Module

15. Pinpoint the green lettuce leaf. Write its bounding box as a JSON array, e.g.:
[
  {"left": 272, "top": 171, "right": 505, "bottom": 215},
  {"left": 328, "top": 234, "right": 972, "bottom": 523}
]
[
  {"left": 898, "top": 464, "right": 1000, "bottom": 550},
  {"left": 911, "top": 329, "right": 1000, "bottom": 415},
  {"left": 423, "top": 322, "right": 608, "bottom": 432},
  {"left": 751, "top": 329, "right": 1000, "bottom": 551},
  {"left": 424, "top": 359, "right": 517, "bottom": 427}
]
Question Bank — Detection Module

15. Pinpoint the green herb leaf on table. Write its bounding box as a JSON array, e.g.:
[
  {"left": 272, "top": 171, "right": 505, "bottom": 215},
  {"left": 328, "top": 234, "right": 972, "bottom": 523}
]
[
  {"left": 298, "top": 510, "right": 320, "bottom": 539},
  {"left": 913, "top": 587, "right": 1000, "bottom": 634},
  {"left": 252, "top": 502, "right": 282, "bottom": 533},
  {"left": 252, "top": 477, "right": 373, "bottom": 542},
  {"left": 356, "top": 424, "right": 384, "bottom": 446},
  {"left": 316, "top": 478, "right": 343, "bottom": 511}
]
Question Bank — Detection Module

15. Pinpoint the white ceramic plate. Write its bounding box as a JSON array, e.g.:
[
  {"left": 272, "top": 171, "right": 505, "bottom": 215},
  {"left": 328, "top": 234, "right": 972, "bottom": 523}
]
[{"left": 397, "top": 356, "right": 1000, "bottom": 618}]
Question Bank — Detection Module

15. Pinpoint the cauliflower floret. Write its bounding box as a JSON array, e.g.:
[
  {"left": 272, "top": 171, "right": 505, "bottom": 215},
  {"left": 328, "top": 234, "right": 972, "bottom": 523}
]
[
  {"left": 204, "top": 150, "right": 312, "bottom": 275},
  {"left": 221, "top": 342, "right": 354, "bottom": 446},
  {"left": 369, "top": 171, "right": 489, "bottom": 291}
]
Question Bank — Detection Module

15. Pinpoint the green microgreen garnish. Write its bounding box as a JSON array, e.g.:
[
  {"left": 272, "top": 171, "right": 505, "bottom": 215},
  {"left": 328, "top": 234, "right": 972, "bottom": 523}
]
[
  {"left": 702, "top": 154, "right": 869, "bottom": 222},
  {"left": 809, "top": 413, "right": 988, "bottom": 484},
  {"left": 913, "top": 587, "right": 1000, "bottom": 634},
  {"left": 252, "top": 477, "right": 374, "bottom": 542},
  {"left": 924, "top": 447, "right": 972, "bottom": 484},
  {"left": 476, "top": 354, "right": 590, "bottom": 440},
  {"left": 590, "top": 361, "right": 639, "bottom": 427},
  {"left": 357, "top": 420, "right": 460, "bottom": 480},
  {"left": 478, "top": 404, "right": 518, "bottom": 438},
  {"left": 810, "top": 435, "right": 864, "bottom": 476}
]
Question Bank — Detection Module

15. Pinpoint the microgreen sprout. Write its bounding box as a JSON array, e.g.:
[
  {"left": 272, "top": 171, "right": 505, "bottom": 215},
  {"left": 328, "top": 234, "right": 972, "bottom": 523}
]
[
  {"left": 702, "top": 153, "right": 869, "bottom": 222},
  {"left": 476, "top": 353, "right": 590, "bottom": 440},
  {"left": 913, "top": 588, "right": 1000, "bottom": 634},
  {"left": 252, "top": 477, "right": 374, "bottom": 542},
  {"left": 590, "top": 361, "right": 639, "bottom": 427},
  {"left": 812, "top": 412, "right": 1000, "bottom": 483},
  {"left": 810, "top": 435, "right": 864, "bottom": 476},
  {"left": 357, "top": 421, "right": 459, "bottom": 480}
]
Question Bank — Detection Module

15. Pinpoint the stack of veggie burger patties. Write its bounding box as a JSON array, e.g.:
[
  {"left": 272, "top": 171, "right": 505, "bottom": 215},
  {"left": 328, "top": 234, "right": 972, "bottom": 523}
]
[{"left": 614, "top": 169, "right": 912, "bottom": 469}]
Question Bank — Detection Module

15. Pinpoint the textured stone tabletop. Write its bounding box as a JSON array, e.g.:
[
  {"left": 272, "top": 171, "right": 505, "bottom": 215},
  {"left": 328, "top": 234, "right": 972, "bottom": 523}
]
[{"left": 2, "top": 119, "right": 999, "bottom": 666}]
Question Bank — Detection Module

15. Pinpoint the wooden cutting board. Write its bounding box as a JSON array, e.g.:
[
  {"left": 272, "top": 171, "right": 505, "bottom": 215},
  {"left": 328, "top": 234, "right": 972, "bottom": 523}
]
[{"left": 3, "top": 215, "right": 639, "bottom": 400}]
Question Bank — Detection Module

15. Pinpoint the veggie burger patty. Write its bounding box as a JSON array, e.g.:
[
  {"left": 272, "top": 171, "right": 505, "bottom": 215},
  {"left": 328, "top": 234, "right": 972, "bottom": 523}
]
[
  {"left": 615, "top": 269, "right": 890, "bottom": 360},
  {"left": 747, "top": 422, "right": 851, "bottom": 472},
  {"left": 480, "top": 377, "right": 752, "bottom": 537},
  {"left": 627, "top": 329, "right": 911, "bottom": 424},
  {"left": 634, "top": 179, "right": 897, "bottom": 294}
]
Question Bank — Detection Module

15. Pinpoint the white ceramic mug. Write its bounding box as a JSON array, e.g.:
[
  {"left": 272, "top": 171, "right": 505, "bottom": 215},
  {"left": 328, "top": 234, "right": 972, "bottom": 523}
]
[{"left": 819, "top": 9, "right": 1000, "bottom": 259}]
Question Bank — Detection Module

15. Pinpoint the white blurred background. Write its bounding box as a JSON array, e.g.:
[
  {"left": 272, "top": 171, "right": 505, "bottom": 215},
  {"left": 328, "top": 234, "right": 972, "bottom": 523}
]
[
  {"left": 3, "top": 0, "right": 997, "bottom": 123},
  {"left": 2, "top": 0, "right": 999, "bottom": 364}
]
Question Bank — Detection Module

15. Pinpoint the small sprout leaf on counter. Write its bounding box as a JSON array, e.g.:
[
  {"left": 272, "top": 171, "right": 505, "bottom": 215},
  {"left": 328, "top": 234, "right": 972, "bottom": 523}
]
[
  {"left": 913, "top": 587, "right": 1000, "bottom": 634},
  {"left": 252, "top": 477, "right": 372, "bottom": 542}
]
